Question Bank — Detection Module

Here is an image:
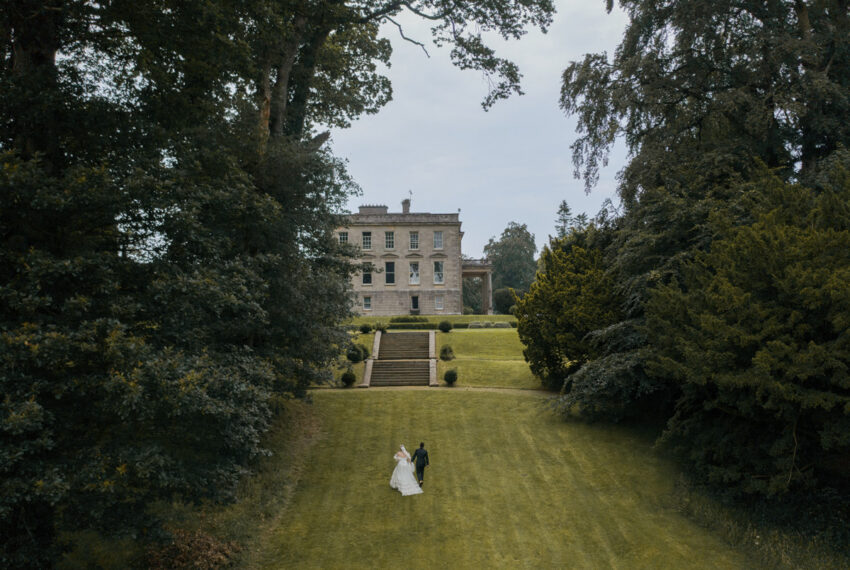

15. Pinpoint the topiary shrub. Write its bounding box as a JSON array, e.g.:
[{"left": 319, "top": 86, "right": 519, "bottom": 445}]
[
  {"left": 438, "top": 320, "right": 452, "bottom": 333},
  {"left": 346, "top": 344, "right": 368, "bottom": 363},
  {"left": 341, "top": 369, "right": 357, "bottom": 387},
  {"left": 358, "top": 323, "right": 372, "bottom": 334},
  {"left": 444, "top": 369, "right": 458, "bottom": 386},
  {"left": 439, "top": 345, "right": 455, "bottom": 361}
]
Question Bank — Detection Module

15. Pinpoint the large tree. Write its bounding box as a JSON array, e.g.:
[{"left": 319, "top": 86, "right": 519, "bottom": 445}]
[
  {"left": 545, "top": 0, "right": 850, "bottom": 496},
  {"left": 484, "top": 222, "right": 538, "bottom": 292}
]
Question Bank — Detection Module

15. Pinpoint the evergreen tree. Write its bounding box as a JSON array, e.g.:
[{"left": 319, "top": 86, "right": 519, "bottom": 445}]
[{"left": 647, "top": 159, "right": 850, "bottom": 495}]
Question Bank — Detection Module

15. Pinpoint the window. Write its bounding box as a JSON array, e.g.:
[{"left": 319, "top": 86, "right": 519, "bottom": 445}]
[
  {"left": 409, "top": 231, "right": 419, "bottom": 250},
  {"left": 362, "top": 269, "right": 372, "bottom": 285},
  {"left": 338, "top": 231, "right": 348, "bottom": 245},
  {"left": 385, "top": 231, "right": 394, "bottom": 249},
  {"left": 433, "top": 261, "right": 444, "bottom": 284},
  {"left": 363, "top": 296, "right": 372, "bottom": 310},
  {"left": 385, "top": 261, "right": 395, "bottom": 284},
  {"left": 409, "top": 262, "right": 420, "bottom": 284},
  {"left": 433, "top": 231, "right": 443, "bottom": 249},
  {"left": 411, "top": 295, "right": 419, "bottom": 311},
  {"left": 362, "top": 231, "right": 372, "bottom": 249},
  {"left": 435, "top": 295, "right": 444, "bottom": 311}
]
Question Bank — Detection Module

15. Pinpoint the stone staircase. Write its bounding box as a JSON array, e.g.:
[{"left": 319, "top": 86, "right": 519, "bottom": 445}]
[
  {"left": 378, "top": 332, "right": 429, "bottom": 360},
  {"left": 362, "top": 331, "right": 436, "bottom": 387},
  {"left": 369, "top": 360, "right": 430, "bottom": 386}
]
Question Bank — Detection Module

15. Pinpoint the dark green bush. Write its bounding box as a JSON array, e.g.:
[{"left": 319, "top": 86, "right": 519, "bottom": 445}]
[
  {"left": 439, "top": 345, "right": 455, "bottom": 361},
  {"left": 341, "top": 369, "right": 357, "bottom": 387},
  {"left": 444, "top": 369, "right": 458, "bottom": 386},
  {"left": 358, "top": 323, "right": 372, "bottom": 333},
  {"left": 346, "top": 344, "right": 368, "bottom": 363},
  {"left": 374, "top": 322, "right": 388, "bottom": 333},
  {"left": 438, "top": 320, "right": 452, "bottom": 333}
]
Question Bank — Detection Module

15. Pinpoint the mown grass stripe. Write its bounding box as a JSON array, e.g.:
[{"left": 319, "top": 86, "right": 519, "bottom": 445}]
[{"left": 249, "top": 391, "right": 751, "bottom": 569}]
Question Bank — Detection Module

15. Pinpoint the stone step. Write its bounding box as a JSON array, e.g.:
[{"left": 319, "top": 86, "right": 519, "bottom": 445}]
[
  {"left": 378, "top": 332, "right": 429, "bottom": 360},
  {"left": 369, "top": 360, "right": 430, "bottom": 386}
]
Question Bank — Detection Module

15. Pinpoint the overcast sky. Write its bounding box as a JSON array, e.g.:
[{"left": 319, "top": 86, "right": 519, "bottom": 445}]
[{"left": 330, "top": 1, "right": 629, "bottom": 258}]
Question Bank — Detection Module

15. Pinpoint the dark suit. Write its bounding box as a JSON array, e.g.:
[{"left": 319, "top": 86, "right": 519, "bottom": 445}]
[{"left": 411, "top": 447, "right": 429, "bottom": 483}]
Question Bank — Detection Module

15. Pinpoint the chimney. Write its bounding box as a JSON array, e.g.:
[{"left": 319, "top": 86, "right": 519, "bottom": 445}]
[{"left": 402, "top": 198, "right": 411, "bottom": 214}]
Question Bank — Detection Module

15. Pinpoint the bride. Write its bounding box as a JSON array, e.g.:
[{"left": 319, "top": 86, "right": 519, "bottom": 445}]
[{"left": 390, "top": 445, "right": 423, "bottom": 496}]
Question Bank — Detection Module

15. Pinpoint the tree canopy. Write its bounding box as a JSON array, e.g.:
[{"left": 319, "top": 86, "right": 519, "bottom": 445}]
[
  {"left": 514, "top": 0, "right": 850, "bottom": 502},
  {"left": 484, "top": 222, "right": 538, "bottom": 292}
]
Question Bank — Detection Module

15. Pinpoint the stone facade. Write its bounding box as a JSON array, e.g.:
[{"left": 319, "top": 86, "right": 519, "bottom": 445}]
[{"left": 338, "top": 200, "right": 465, "bottom": 316}]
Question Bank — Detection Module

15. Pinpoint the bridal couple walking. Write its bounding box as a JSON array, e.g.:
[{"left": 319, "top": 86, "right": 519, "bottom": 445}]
[{"left": 390, "top": 443, "right": 429, "bottom": 496}]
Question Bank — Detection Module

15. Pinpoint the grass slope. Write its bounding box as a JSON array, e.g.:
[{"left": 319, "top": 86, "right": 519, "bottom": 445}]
[
  {"left": 247, "top": 390, "right": 751, "bottom": 569},
  {"left": 437, "top": 329, "right": 539, "bottom": 389}
]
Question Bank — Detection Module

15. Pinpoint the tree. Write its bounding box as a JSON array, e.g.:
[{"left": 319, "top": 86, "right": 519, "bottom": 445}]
[
  {"left": 554, "top": 200, "right": 588, "bottom": 238},
  {"left": 484, "top": 222, "right": 538, "bottom": 292},
  {"left": 514, "top": 228, "right": 621, "bottom": 391},
  {"left": 647, "top": 159, "right": 850, "bottom": 495},
  {"left": 562, "top": 0, "right": 850, "bottom": 201},
  {"left": 553, "top": 0, "right": 850, "bottom": 496}
]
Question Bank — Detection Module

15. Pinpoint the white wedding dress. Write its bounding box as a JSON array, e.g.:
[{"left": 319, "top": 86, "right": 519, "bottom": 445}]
[{"left": 390, "top": 447, "right": 423, "bottom": 496}]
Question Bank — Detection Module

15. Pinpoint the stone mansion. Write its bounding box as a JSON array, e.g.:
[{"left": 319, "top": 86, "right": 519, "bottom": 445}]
[{"left": 337, "top": 199, "right": 493, "bottom": 316}]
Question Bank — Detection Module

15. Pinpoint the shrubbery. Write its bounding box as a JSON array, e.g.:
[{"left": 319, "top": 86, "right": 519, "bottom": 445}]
[
  {"left": 341, "top": 369, "right": 357, "bottom": 387},
  {"left": 444, "top": 369, "right": 458, "bottom": 386},
  {"left": 346, "top": 344, "right": 369, "bottom": 363},
  {"left": 438, "top": 320, "right": 452, "bottom": 333},
  {"left": 358, "top": 323, "right": 372, "bottom": 333},
  {"left": 389, "top": 316, "right": 429, "bottom": 323},
  {"left": 439, "top": 345, "right": 455, "bottom": 361}
]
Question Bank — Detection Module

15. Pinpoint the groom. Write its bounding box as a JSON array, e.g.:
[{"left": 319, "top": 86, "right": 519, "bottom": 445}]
[{"left": 411, "top": 442, "right": 429, "bottom": 486}]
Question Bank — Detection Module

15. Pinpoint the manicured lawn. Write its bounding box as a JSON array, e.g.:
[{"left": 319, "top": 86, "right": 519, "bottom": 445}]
[
  {"left": 436, "top": 329, "right": 539, "bottom": 389},
  {"left": 438, "top": 328, "right": 526, "bottom": 360},
  {"left": 244, "top": 390, "right": 751, "bottom": 569}
]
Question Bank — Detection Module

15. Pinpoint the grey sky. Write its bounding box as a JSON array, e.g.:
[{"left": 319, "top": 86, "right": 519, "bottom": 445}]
[{"left": 330, "top": 1, "right": 629, "bottom": 258}]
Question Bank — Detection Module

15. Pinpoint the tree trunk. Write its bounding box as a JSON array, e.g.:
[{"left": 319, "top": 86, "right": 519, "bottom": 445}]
[
  {"left": 268, "top": 15, "right": 307, "bottom": 140},
  {"left": 10, "top": 0, "right": 63, "bottom": 171},
  {"left": 285, "top": 27, "right": 331, "bottom": 139}
]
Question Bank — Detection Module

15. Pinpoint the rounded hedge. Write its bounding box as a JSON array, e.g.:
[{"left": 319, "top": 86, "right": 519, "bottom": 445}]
[
  {"left": 358, "top": 323, "right": 372, "bottom": 334},
  {"left": 341, "top": 370, "right": 357, "bottom": 387},
  {"left": 444, "top": 369, "right": 458, "bottom": 386},
  {"left": 439, "top": 345, "right": 455, "bottom": 361},
  {"left": 438, "top": 320, "right": 452, "bottom": 333}
]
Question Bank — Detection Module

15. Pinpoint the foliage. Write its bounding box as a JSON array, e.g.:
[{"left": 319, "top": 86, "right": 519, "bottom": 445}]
[
  {"left": 390, "top": 316, "right": 429, "bottom": 323},
  {"left": 444, "top": 369, "right": 458, "bottom": 386},
  {"left": 514, "top": 231, "right": 622, "bottom": 391},
  {"left": 546, "top": 0, "right": 850, "bottom": 501},
  {"left": 340, "top": 370, "right": 357, "bottom": 387},
  {"left": 554, "top": 200, "right": 589, "bottom": 238},
  {"left": 484, "top": 222, "right": 538, "bottom": 292},
  {"left": 346, "top": 344, "right": 369, "bottom": 363},
  {"left": 439, "top": 345, "right": 455, "bottom": 361},
  {"left": 561, "top": 0, "right": 850, "bottom": 199},
  {"left": 359, "top": 323, "right": 372, "bottom": 334},
  {"left": 492, "top": 287, "right": 516, "bottom": 315},
  {"left": 462, "top": 276, "right": 483, "bottom": 314},
  {"left": 647, "top": 162, "right": 850, "bottom": 495},
  {"left": 375, "top": 322, "right": 388, "bottom": 333},
  {"left": 438, "top": 320, "right": 452, "bottom": 333}
]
